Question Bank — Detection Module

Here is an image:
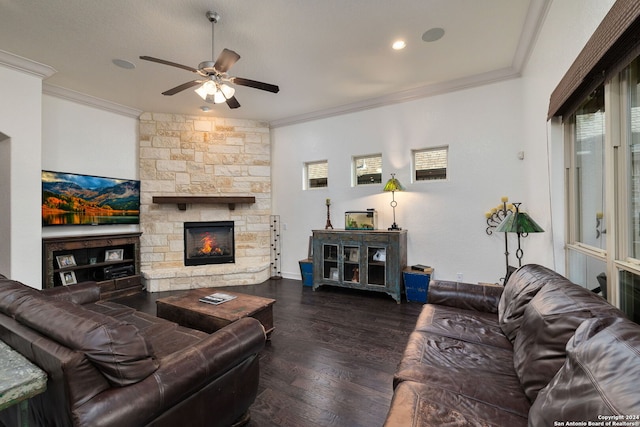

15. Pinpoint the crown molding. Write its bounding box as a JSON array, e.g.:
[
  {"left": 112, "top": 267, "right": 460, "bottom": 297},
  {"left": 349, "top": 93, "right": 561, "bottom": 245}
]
[
  {"left": 43, "top": 84, "right": 143, "bottom": 119},
  {"left": 270, "top": 67, "right": 520, "bottom": 128},
  {"left": 0, "top": 49, "right": 56, "bottom": 79},
  {"left": 512, "top": 0, "right": 552, "bottom": 71}
]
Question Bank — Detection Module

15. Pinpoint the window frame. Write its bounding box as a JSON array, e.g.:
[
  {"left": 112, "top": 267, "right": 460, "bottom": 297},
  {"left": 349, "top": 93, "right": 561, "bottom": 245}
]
[
  {"left": 303, "top": 160, "right": 328, "bottom": 190},
  {"left": 352, "top": 153, "right": 383, "bottom": 187},
  {"left": 564, "top": 61, "right": 640, "bottom": 313},
  {"left": 412, "top": 146, "right": 449, "bottom": 183}
]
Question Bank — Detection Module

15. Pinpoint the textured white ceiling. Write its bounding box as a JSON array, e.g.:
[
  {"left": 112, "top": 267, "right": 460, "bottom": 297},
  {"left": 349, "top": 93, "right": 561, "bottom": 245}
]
[{"left": 0, "top": 0, "right": 546, "bottom": 125}]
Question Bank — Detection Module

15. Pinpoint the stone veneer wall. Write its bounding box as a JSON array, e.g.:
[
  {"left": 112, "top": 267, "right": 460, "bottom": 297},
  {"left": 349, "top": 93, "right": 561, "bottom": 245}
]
[{"left": 139, "top": 113, "right": 271, "bottom": 292}]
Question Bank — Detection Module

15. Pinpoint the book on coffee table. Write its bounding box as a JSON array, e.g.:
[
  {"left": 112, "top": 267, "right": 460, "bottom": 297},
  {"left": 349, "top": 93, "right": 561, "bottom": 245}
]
[{"left": 199, "top": 292, "right": 237, "bottom": 305}]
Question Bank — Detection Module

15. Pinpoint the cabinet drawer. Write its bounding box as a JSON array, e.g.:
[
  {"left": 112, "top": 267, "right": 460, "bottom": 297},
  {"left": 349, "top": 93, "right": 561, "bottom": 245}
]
[
  {"left": 115, "top": 274, "right": 141, "bottom": 289},
  {"left": 97, "top": 280, "right": 116, "bottom": 292},
  {"left": 313, "top": 233, "right": 342, "bottom": 243},
  {"left": 364, "top": 234, "right": 390, "bottom": 243}
]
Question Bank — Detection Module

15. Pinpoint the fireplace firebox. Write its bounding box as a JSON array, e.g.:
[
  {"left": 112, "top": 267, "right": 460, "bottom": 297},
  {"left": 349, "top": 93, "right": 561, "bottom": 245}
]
[{"left": 184, "top": 221, "right": 235, "bottom": 266}]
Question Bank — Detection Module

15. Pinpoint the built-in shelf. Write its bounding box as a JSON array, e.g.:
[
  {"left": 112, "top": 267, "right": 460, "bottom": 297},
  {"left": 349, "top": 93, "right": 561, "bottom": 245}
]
[{"left": 152, "top": 196, "right": 256, "bottom": 211}]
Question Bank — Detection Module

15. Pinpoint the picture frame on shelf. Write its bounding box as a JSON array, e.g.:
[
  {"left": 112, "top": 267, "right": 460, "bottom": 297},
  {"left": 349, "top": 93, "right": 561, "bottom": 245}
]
[
  {"left": 349, "top": 248, "right": 359, "bottom": 262},
  {"left": 105, "top": 249, "right": 124, "bottom": 262},
  {"left": 56, "top": 254, "right": 76, "bottom": 268},
  {"left": 330, "top": 267, "right": 339, "bottom": 281},
  {"left": 60, "top": 271, "right": 77, "bottom": 286}
]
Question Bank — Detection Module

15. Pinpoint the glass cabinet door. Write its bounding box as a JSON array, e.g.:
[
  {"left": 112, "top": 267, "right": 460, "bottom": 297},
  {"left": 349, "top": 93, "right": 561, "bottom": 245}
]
[
  {"left": 343, "top": 245, "right": 360, "bottom": 283},
  {"left": 366, "top": 246, "right": 387, "bottom": 286},
  {"left": 322, "top": 244, "right": 339, "bottom": 281}
]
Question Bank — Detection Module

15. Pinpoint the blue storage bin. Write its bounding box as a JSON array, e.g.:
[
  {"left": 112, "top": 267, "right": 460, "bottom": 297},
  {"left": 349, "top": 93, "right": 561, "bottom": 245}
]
[
  {"left": 299, "top": 259, "right": 313, "bottom": 287},
  {"left": 403, "top": 269, "right": 431, "bottom": 303}
]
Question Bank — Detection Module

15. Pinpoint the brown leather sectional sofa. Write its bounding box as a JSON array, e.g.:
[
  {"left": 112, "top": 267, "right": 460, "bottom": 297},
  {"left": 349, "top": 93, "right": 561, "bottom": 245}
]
[
  {"left": 0, "top": 276, "right": 266, "bottom": 427},
  {"left": 384, "top": 264, "right": 640, "bottom": 426}
]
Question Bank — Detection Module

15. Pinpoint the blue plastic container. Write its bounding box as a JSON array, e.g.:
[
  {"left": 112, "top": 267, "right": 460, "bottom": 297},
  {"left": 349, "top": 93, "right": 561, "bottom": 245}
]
[
  {"left": 299, "top": 259, "right": 313, "bottom": 287},
  {"left": 403, "top": 270, "right": 431, "bottom": 303}
]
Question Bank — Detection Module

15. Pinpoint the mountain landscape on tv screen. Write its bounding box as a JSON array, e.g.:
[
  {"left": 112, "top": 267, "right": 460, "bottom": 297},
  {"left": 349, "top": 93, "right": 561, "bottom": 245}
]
[{"left": 42, "top": 171, "right": 140, "bottom": 226}]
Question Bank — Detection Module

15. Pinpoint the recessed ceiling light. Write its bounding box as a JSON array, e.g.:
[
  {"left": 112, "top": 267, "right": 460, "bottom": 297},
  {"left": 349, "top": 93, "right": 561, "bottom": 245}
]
[
  {"left": 112, "top": 59, "right": 135, "bottom": 69},
  {"left": 422, "top": 28, "right": 445, "bottom": 43},
  {"left": 392, "top": 40, "right": 407, "bottom": 50},
  {"left": 200, "top": 106, "right": 211, "bottom": 112}
]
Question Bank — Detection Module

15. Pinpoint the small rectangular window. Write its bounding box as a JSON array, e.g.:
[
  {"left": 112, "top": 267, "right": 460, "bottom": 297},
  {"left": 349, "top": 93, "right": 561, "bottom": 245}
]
[
  {"left": 414, "top": 146, "right": 448, "bottom": 181},
  {"left": 353, "top": 154, "right": 382, "bottom": 186},
  {"left": 305, "top": 160, "right": 328, "bottom": 189}
]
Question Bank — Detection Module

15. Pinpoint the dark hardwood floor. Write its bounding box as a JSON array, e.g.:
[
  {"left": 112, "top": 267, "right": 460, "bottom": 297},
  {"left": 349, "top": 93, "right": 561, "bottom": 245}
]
[{"left": 112, "top": 279, "right": 423, "bottom": 427}]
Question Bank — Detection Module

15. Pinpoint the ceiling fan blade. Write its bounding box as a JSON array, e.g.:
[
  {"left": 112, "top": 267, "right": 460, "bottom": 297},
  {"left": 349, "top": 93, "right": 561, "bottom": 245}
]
[
  {"left": 213, "top": 48, "right": 241, "bottom": 73},
  {"left": 225, "top": 96, "right": 241, "bottom": 109},
  {"left": 232, "top": 77, "right": 280, "bottom": 93},
  {"left": 139, "top": 56, "right": 199, "bottom": 73},
  {"left": 162, "top": 80, "right": 203, "bottom": 96}
]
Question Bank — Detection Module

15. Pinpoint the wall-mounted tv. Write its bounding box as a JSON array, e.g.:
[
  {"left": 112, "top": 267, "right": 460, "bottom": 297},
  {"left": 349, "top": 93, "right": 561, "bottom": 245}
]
[{"left": 42, "top": 170, "right": 140, "bottom": 226}]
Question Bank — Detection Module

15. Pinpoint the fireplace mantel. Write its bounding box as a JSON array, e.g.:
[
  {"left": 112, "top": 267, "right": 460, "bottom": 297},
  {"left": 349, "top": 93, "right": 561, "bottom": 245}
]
[{"left": 152, "top": 196, "right": 256, "bottom": 211}]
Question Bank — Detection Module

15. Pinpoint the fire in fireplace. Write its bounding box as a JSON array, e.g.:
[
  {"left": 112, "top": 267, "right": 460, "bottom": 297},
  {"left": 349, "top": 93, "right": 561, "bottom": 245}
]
[{"left": 183, "top": 221, "right": 235, "bottom": 266}]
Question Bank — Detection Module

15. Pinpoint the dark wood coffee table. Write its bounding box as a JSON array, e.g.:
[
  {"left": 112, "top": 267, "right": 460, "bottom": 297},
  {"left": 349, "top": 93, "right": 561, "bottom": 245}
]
[{"left": 156, "top": 289, "right": 275, "bottom": 337}]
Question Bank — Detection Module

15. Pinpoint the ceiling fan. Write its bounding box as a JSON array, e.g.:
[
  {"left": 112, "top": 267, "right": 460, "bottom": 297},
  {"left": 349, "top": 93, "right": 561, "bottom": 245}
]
[{"left": 140, "top": 11, "right": 279, "bottom": 109}]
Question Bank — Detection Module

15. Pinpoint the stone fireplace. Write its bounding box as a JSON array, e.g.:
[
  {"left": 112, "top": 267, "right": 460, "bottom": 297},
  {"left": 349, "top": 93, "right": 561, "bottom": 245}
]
[
  {"left": 139, "top": 113, "right": 271, "bottom": 292},
  {"left": 184, "top": 221, "right": 235, "bottom": 266}
]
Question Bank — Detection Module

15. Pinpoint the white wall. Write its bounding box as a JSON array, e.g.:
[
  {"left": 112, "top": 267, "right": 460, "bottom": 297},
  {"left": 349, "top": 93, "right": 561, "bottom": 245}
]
[
  {"left": 0, "top": 66, "right": 43, "bottom": 285},
  {"left": 272, "top": 78, "right": 526, "bottom": 284},
  {"left": 41, "top": 95, "right": 140, "bottom": 240}
]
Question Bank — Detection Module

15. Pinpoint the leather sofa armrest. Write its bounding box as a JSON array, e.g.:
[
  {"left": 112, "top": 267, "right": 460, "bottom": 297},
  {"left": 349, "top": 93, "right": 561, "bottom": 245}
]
[
  {"left": 427, "top": 280, "right": 503, "bottom": 313},
  {"left": 41, "top": 281, "right": 101, "bottom": 305},
  {"left": 73, "top": 317, "right": 266, "bottom": 427}
]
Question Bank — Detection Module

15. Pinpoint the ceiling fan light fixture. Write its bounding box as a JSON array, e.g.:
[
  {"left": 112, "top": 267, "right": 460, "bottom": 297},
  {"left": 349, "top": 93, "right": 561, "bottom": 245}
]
[
  {"left": 212, "top": 89, "right": 226, "bottom": 104},
  {"left": 220, "top": 83, "right": 235, "bottom": 98},
  {"left": 195, "top": 80, "right": 219, "bottom": 100},
  {"left": 203, "top": 83, "right": 235, "bottom": 104}
]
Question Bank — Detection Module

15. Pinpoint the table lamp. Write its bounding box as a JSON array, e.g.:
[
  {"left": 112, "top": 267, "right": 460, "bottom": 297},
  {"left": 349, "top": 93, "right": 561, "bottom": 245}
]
[{"left": 383, "top": 173, "right": 405, "bottom": 230}]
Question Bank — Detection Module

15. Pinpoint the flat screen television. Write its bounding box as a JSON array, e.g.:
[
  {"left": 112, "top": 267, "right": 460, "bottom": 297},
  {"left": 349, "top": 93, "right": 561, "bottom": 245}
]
[{"left": 42, "top": 170, "right": 140, "bottom": 226}]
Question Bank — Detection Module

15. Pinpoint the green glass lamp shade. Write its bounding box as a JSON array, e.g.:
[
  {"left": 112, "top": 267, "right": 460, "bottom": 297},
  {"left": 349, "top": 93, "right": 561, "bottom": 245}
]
[
  {"left": 383, "top": 174, "right": 405, "bottom": 192},
  {"left": 495, "top": 210, "right": 544, "bottom": 234}
]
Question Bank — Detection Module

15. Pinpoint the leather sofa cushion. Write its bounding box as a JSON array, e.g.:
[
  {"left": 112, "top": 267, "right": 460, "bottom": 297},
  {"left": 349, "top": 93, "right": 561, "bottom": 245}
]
[
  {"left": 413, "top": 304, "right": 512, "bottom": 350},
  {"left": 0, "top": 279, "right": 42, "bottom": 317},
  {"left": 426, "top": 280, "right": 503, "bottom": 313},
  {"left": 14, "top": 296, "right": 159, "bottom": 386},
  {"left": 498, "top": 264, "right": 565, "bottom": 342},
  {"left": 512, "top": 281, "right": 624, "bottom": 402},
  {"left": 41, "top": 281, "right": 101, "bottom": 305},
  {"left": 384, "top": 381, "right": 527, "bottom": 427},
  {"left": 394, "top": 330, "right": 531, "bottom": 418},
  {"left": 529, "top": 316, "right": 640, "bottom": 424}
]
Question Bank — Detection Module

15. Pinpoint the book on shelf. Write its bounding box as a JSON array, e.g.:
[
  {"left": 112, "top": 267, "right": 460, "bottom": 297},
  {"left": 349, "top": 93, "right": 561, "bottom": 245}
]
[
  {"left": 411, "top": 264, "right": 433, "bottom": 273},
  {"left": 199, "top": 292, "right": 237, "bottom": 305}
]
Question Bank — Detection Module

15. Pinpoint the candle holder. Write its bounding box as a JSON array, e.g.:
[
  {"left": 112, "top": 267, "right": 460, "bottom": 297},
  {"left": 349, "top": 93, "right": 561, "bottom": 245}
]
[
  {"left": 486, "top": 199, "right": 514, "bottom": 284},
  {"left": 325, "top": 201, "right": 333, "bottom": 230}
]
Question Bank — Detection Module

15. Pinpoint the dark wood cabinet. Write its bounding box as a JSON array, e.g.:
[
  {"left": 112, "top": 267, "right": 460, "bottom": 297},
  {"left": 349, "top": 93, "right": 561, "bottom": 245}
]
[
  {"left": 312, "top": 229, "right": 407, "bottom": 303},
  {"left": 42, "top": 233, "right": 142, "bottom": 299}
]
